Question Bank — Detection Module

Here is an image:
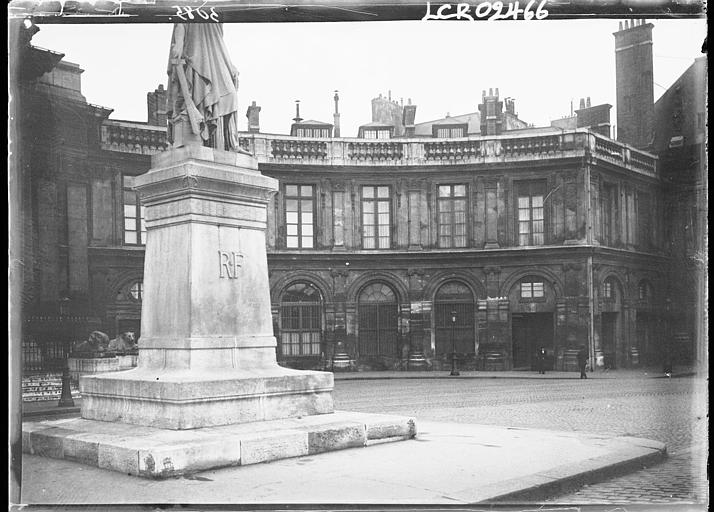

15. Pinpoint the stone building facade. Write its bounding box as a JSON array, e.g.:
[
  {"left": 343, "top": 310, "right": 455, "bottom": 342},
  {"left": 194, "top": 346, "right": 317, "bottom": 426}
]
[
  {"left": 249, "top": 129, "right": 664, "bottom": 371},
  {"left": 15, "top": 20, "right": 702, "bottom": 374}
]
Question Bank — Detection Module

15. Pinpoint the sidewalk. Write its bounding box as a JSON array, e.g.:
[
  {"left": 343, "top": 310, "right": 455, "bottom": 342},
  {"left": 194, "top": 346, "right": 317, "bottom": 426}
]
[
  {"left": 21, "top": 419, "right": 666, "bottom": 505},
  {"left": 329, "top": 365, "right": 698, "bottom": 381},
  {"left": 21, "top": 365, "right": 697, "bottom": 420}
]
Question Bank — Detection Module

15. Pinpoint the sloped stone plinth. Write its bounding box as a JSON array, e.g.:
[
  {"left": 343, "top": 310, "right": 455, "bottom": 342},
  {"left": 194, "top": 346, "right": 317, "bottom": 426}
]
[{"left": 22, "top": 411, "right": 416, "bottom": 478}]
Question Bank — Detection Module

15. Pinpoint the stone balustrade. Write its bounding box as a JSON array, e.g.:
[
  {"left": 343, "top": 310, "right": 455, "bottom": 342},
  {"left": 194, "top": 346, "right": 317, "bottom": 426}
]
[
  {"left": 347, "top": 141, "right": 404, "bottom": 161},
  {"left": 99, "top": 123, "right": 656, "bottom": 176},
  {"left": 271, "top": 138, "right": 328, "bottom": 159},
  {"left": 101, "top": 120, "right": 168, "bottom": 155},
  {"left": 591, "top": 133, "right": 657, "bottom": 177},
  {"left": 502, "top": 135, "right": 561, "bottom": 156},
  {"left": 239, "top": 130, "right": 656, "bottom": 176},
  {"left": 424, "top": 140, "right": 481, "bottom": 160}
]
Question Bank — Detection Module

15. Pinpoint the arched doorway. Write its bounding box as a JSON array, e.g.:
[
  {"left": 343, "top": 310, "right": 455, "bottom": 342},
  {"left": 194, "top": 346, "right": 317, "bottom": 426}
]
[
  {"left": 358, "top": 282, "right": 399, "bottom": 357},
  {"left": 279, "top": 282, "right": 323, "bottom": 357},
  {"left": 434, "top": 281, "right": 475, "bottom": 356}
]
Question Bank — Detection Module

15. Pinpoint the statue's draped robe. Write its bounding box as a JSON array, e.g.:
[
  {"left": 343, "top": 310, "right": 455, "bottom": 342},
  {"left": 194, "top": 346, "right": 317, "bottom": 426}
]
[{"left": 167, "top": 24, "right": 240, "bottom": 150}]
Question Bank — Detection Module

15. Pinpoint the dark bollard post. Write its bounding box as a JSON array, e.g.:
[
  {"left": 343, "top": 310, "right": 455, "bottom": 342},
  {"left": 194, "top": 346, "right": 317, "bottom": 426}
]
[
  {"left": 450, "top": 310, "right": 460, "bottom": 376},
  {"left": 58, "top": 342, "right": 75, "bottom": 408}
]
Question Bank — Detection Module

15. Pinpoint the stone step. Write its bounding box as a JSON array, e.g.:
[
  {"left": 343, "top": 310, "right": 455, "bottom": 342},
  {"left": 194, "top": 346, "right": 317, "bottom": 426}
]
[{"left": 23, "top": 411, "right": 416, "bottom": 478}]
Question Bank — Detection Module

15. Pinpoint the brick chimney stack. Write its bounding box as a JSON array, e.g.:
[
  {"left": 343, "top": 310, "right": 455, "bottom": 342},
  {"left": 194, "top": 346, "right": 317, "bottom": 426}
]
[
  {"left": 147, "top": 84, "right": 168, "bottom": 127},
  {"left": 478, "top": 88, "right": 504, "bottom": 136},
  {"left": 402, "top": 97, "right": 417, "bottom": 137},
  {"left": 614, "top": 19, "right": 655, "bottom": 149},
  {"left": 246, "top": 100, "right": 261, "bottom": 133}
]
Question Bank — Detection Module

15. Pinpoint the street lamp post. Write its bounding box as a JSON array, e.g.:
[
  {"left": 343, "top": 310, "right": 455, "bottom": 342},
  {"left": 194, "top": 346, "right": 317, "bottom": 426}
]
[
  {"left": 450, "top": 310, "right": 460, "bottom": 376},
  {"left": 58, "top": 339, "right": 75, "bottom": 408}
]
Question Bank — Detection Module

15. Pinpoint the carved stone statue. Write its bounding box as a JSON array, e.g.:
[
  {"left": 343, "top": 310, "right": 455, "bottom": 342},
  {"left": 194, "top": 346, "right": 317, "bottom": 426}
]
[
  {"left": 107, "top": 332, "right": 139, "bottom": 354},
  {"left": 167, "top": 23, "right": 244, "bottom": 152},
  {"left": 72, "top": 331, "right": 110, "bottom": 356}
]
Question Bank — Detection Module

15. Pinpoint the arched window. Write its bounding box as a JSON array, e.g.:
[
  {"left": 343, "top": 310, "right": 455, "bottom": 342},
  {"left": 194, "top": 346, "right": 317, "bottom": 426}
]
[
  {"left": 638, "top": 280, "right": 653, "bottom": 301},
  {"left": 603, "top": 277, "right": 619, "bottom": 301},
  {"left": 434, "top": 281, "right": 475, "bottom": 355},
  {"left": 279, "top": 282, "right": 322, "bottom": 357},
  {"left": 129, "top": 281, "right": 143, "bottom": 301},
  {"left": 358, "top": 282, "right": 398, "bottom": 357}
]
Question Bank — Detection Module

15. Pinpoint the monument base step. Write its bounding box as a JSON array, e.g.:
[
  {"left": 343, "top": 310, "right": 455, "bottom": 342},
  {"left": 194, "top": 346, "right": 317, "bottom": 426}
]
[
  {"left": 22, "top": 411, "right": 417, "bottom": 479},
  {"left": 80, "top": 367, "right": 335, "bottom": 429}
]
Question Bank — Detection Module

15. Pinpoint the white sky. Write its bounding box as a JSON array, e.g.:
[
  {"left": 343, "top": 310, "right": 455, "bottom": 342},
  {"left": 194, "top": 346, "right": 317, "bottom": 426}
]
[{"left": 31, "top": 19, "right": 706, "bottom": 136}]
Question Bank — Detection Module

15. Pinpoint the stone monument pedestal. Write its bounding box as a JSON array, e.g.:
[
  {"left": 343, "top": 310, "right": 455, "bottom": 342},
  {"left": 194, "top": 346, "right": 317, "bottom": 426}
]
[{"left": 80, "top": 145, "right": 334, "bottom": 429}]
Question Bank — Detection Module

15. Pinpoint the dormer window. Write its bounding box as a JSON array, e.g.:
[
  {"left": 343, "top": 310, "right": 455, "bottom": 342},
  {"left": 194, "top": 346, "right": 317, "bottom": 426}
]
[
  {"left": 290, "top": 121, "right": 333, "bottom": 138},
  {"left": 363, "top": 129, "right": 391, "bottom": 139},
  {"left": 436, "top": 127, "right": 465, "bottom": 138},
  {"left": 431, "top": 122, "right": 468, "bottom": 138},
  {"left": 296, "top": 127, "right": 330, "bottom": 138}
]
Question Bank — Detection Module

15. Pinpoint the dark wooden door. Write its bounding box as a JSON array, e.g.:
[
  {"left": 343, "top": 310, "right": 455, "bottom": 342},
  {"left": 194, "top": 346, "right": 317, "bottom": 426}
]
[{"left": 512, "top": 313, "right": 554, "bottom": 369}]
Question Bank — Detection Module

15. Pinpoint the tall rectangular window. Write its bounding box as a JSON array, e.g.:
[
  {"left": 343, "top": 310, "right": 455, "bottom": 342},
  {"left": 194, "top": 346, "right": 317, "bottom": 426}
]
[
  {"left": 602, "top": 183, "right": 617, "bottom": 246},
  {"left": 517, "top": 182, "right": 545, "bottom": 246},
  {"left": 362, "top": 185, "right": 391, "bottom": 249},
  {"left": 637, "top": 191, "right": 652, "bottom": 249},
  {"left": 123, "top": 175, "right": 146, "bottom": 245},
  {"left": 285, "top": 185, "right": 314, "bottom": 249},
  {"left": 438, "top": 184, "right": 468, "bottom": 248}
]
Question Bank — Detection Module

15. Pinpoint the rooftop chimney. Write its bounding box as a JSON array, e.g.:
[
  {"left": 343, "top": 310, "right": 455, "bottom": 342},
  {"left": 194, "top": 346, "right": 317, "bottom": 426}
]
[
  {"left": 293, "top": 100, "right": 303, "bottom": 123},
  {"left": 246, "top": 100, "right": 261, "bottom": 133},
  {"left": 614, "top": 19, "right": 654, "bottom": 148},
  {"left": 478, "top": 87, "right": 504, "bottom": 136},
  {"left": 333, "top": 90, "right": 341, "bottom": 138},
  {"left": 147, "top": 84, "right": 168, "bottom": 126},
  {"left": 575, "top": 99, "right": 612, "bottom": 138}
]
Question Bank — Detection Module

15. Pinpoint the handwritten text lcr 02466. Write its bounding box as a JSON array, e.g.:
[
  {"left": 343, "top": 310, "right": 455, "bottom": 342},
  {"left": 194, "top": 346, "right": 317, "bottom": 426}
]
[{"left": 422, "top": 0, "right": 549, "bottom": 21}]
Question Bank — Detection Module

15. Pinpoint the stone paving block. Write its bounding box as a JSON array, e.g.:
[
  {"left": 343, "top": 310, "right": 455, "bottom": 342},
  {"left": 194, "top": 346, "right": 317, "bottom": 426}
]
[
  {"left": 62, "top": 434, "right": 99, "bottom": 466},
  {"left": 308, "top": 422, "right": 365, "bottom": 454},
  {"left": 97, "top": 441, "right": 140, "bottom": 475},
  {"left": 366, "top": 416, "right": 416, "bottom": 440},
  {"left": 22, "top": 423, "right": 52, "bottom": 453},
  {"left": 240, "top": 430, "right": 309, "bottom": 465},
  {"left": 30, "top": 427, "right": 75, "bottom": 458},
  {"left": 138, "top": 438, "right": 242, "bottom": 478}
]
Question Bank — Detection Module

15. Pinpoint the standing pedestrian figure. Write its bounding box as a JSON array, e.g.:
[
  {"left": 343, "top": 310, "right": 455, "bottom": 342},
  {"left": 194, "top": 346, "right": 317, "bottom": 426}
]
[
  {"left": 577, "top": 346, "right": 588, "bottom": 379},
  {"left": 536, "top": 347, "right": 547, "bottom": 374}
]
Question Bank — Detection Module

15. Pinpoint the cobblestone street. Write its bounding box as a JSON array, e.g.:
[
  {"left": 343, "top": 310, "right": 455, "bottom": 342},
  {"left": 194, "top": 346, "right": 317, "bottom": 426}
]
[{"left": 332, "top": 372, "right": 708, "bottom": 506}]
